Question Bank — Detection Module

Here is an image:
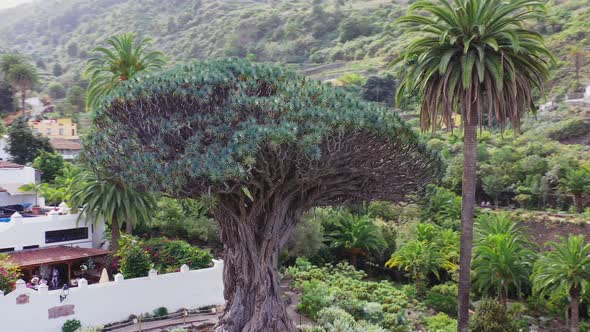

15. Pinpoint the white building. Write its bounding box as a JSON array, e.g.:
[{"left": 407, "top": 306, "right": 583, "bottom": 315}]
[
  {"left": 0, "top": 135, "right": 11, "bottom": 161},
  {"left": 0, "top": 161, "right": 44, "bottom": 208}
]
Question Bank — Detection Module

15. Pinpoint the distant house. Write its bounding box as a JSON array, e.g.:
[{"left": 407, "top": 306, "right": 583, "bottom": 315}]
[
  {"left": 29, "top": 118, "right": 78, "bottom": 139},
  {"left": 49, "top": 138, "right": 81, "bottom": 161},
  {"left": 28, "top": 118, "right": 81, "bottom": 160},
  {"left": 0, "top": 161, "right": 43, "bottom": 208}
]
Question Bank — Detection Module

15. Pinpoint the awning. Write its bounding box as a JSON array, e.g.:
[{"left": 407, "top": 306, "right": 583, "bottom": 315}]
[
  {"left": 7, "top": 246, "right": 111, "bottom": 268},
  {"left": 1, "top": 183, "right": 35, "bottom": 195}
]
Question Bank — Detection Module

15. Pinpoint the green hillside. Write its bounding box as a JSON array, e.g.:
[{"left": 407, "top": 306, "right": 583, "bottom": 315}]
[{"left": 0, "top": 0, "right": 587, "bottom": 94}]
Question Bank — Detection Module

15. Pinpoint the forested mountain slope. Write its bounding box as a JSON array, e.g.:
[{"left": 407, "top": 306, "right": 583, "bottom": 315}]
[{"left": 0, "top": 0, "right": 588, "bottom": 96}]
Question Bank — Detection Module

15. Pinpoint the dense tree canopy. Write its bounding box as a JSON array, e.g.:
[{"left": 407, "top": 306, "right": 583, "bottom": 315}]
[
  {"left": 6, "top": 118, "right": 53, "bottom": 165},
  {"left": 84, "top": 59, "right": 440, "bottom": 332}
]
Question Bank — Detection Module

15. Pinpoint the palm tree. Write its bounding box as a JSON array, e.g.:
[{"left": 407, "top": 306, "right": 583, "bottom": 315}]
[
  {"left": 473, "top": 233, "right": 533, "bottom": 305},
  {"left": 0, "top": 53, "right": 24, "bottom": 78},
  {"left": 84, "top": 33, "right": 166, "bottom": 112},
  {"left": 393, "top": 1, "right": 552, "bottom": 329},
  {"left": 69, "top": 171, "right": 156, "bottom": 251},
  {"left": 387, "top": 239, "right": 457, "bottom": 297},
  {"left": 532, "top": 236, "right": 590, "bottom": 332},
  {"left": 7, "top": 63, "right": 38, "bottom": 116},
  {"left": 327, "top": 213, "right": 385, "bottom": 267},
  {"left": 560, "top": 168, "right": 590, "bottom": 213}
]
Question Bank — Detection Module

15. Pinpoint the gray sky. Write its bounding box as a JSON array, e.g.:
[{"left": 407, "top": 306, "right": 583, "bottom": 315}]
[{"left": 0, "top": 0, "right": 33, "bottom": 10}]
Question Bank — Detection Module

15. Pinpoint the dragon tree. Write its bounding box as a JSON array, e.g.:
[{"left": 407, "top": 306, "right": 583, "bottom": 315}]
[{"left": 83, "top": 59, "right": 440, "bottom": 332}]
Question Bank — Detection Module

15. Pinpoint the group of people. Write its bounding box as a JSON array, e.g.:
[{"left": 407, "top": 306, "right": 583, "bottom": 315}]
[{"left": 25, "top": 267, "right": 60, "bottom": 290}]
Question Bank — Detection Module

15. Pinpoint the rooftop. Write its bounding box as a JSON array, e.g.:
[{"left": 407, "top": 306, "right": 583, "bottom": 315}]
[
  {"left": 49, "top": 138, "right": 81, "bottom": 150},
  {"left": 0, "top": 161, "right": 24, "bottom": 169},
  {"left": 7, "top": 246, "right": 110, "bottom": 268}
]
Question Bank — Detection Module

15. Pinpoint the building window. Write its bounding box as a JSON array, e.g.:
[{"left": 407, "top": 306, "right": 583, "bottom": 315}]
[
  {"left": 45, "top": 227, "right": 89, "bottom": 244},
  {"left": 23, "top": 245, "right": 39, "bottom": 250},
  {"left": 59, "top": 128, "right": 64, "bottom": 135},
  {"left": 46, "top": 128, "right": 51, "bottom": 135},
  {"left": 72, "top": 129, "right": 76, "bottom": 136},
  {"left": 0, "top": 247, "right": 14, "bottom": 253}
]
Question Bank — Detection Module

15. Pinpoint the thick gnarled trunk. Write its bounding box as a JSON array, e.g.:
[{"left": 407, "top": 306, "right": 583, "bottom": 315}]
[
  {"left": 457, "top": 110, "right": 478, "bottom": 332},
  {"left": 214, "top": 201, "right": 298, "bottom": 332}
]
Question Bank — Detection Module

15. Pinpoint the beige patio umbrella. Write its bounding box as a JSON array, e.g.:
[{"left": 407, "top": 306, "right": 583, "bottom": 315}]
[{"left": 99, "top": 268, "right": 109, "bottom": 283}]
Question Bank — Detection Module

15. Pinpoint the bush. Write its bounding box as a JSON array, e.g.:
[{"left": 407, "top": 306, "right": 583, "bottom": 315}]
[
  {"left": 471, "top": 298, "right": 518, "bottom": 332},
  {"left": 62, "top": 319, "right": 81, "bottom": 332},
  {"left": 143, "top": 237, "right": 213, "bottom": 273},
  {"left": 424, "top": 282, "right": 458, "bottom": 316},
  {"left": 117, "top": 236, "right": 153, "bottom": 279},
  {"left": 0, "top": 254, "right": 20, "bottom": 294},
  {"left": 317, "top": 306, "right": 355, "bottom": 326},
  {"left": 424, "top": 313, "right": 458, "bottom": 332},
  {"left": 153, "top": 307, "right": 168, "bottom": 317},
  {"left": 297, "top": 280, "right": 333, "bottom": 318}
]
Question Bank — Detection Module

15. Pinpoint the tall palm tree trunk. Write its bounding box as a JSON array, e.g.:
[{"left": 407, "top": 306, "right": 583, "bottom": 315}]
[
  {"left": 573, "top": 193, "right": 584, "bottom": 214},
  {"left": 571, "top": 286, "right": 581, "bottom": 332},
  {"left": 21, "top": 88, "right": 26, "bottom": 117},
  {"left": 111, "top": 217, "right": 121, "bottom": 252},
  {"left": 458, "top": 110, "right": 478, "bottom": 332}
]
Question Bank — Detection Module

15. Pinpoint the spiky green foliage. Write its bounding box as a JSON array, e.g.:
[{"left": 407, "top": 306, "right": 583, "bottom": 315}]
[
  {"left": 327, "top": 213, "right": 386, "bottom": 265},
  {"left": 84, "top": 59, "right": 439, "bottom": 200},
  {"left": 531, "top": 235, "right": 590, "bottom": 299},
  {"left": 84, "top": 33, "right": 166, "bottom": 111},
  {"left": 393, "top": 0, "right": 552, "bottom": 131},
  {"left": 69, "top": 171, "right": 156, "bottom": 249},
  {"left": 0, "top": 53, "right": 24, "bottom": 77},
  {"left": 473, "top": 234, "right": 533, "bottom": 302},
  {"left": 386, "top": 239, "right": 456, "bottom": 297},
  {"left": 473, "top": 213, "right": 533, "bottom": 302}
]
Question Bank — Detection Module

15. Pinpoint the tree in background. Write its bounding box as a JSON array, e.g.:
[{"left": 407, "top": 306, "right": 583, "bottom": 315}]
[
  {"left": 66, "top": 85, "right": 86, "bottom": 113},
  {"left": 69, "top": 171, "right": 156, "bottom": 251},
  {"left": 32, "top": 150, "right": 65, "bottom": 183},
  {"left": 82, "top": 59, "right": 439, "bottom": 332},
  {"left": 560, "top": 168, "right": 590, "bottom": 213},
  {"left": 481, "top": 174, "right": 505, "bottom": 207},
  {"left": 361, "top": 75, "right": 396, "bottom": 107},
  {"left": 52, "top": 63, "right": 63, "bottom": 77},
  {"left": 6, "top": 118, "right": 53, "bottom": 165},
  {"left": 532, "top": 236, "right": 590, "bottom": 332},
  {"left": 7, "top": 63, "right": 38, "bottom": 115},
  {"left": 393, "top": 1, "right": 552, "bottom": 329},
  {"left": 84, "top": 33, "right": 166, "bottom": 111},
  {"left": 48, "top": 82, "right": 66, "bottom": 100}
]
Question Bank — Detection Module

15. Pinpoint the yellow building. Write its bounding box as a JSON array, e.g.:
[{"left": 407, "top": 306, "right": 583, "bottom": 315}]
[{"left": 29, "top": 118, "right": 79, "bottom": 140}]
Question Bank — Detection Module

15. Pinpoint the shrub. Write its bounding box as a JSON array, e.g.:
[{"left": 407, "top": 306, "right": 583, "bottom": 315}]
[
  {"left": 297, "top": 280, "right": 333, "bottom": 318},
  {"left": 117, "top": 236, "right": 152, "bottom": 279},
  {"left": 471, "top": 298, "right": 518, "bottom": 332},
  {"left": 62, "top": 319, "right": 81, "bottom": 332},
  {"left": 0, "top": 254, "right": 20, "bottom": 294},
  {"left": 153, "top": 307, "right": 168, "bottom": 317},
  {"left": 143, "top": 237, "right": 213, "bottom": 273},
  {"left": 424, "top": 282, "right": 458, "bottom": 316},
  {"left": 424, "top": 313, "right": 458, "bottom": 332},
  {"left": 317, "top": 307, "right": 355, "bottom": 326}
]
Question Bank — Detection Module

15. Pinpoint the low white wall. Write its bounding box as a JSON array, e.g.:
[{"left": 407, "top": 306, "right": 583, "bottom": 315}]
[
  {"left": 0, "top": 213, "right": 104, "bottom": 251},
  {"left": 0, "top": 261, "right": 225, "bottom": 331}
]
